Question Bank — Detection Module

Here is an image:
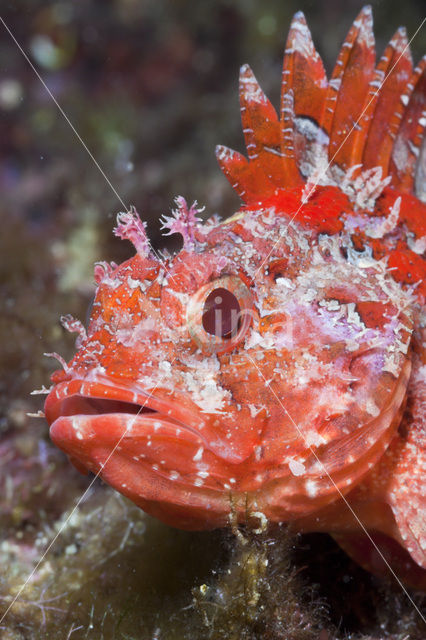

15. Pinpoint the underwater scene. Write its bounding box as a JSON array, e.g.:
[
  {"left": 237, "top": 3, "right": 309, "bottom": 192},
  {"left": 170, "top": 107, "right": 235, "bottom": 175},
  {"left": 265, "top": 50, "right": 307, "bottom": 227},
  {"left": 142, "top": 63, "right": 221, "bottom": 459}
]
[{"left": 1, "top": 0, "right": 426, "bottom": 638}]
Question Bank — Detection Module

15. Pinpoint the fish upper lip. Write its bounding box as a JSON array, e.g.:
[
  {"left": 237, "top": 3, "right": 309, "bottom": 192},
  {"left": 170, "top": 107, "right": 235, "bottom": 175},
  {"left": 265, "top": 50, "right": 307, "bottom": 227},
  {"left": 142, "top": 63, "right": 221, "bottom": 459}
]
[{"left": 45, "top": 377, "right": 207, "bottom": 439}]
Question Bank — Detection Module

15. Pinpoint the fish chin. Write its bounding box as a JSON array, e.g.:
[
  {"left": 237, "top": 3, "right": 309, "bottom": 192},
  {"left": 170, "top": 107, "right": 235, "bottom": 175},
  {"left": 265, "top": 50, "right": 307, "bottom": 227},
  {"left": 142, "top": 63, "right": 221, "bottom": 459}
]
[{"left": 50, "top": 411, "right": 234, "bottom": 528}]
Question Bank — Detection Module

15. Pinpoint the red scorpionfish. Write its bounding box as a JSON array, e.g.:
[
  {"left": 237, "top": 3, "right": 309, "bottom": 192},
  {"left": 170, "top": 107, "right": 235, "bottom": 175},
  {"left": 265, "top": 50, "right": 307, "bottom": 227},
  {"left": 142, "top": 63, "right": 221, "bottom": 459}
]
[{"left": 45, "top": 7, "right": 426, "bottom": 588}]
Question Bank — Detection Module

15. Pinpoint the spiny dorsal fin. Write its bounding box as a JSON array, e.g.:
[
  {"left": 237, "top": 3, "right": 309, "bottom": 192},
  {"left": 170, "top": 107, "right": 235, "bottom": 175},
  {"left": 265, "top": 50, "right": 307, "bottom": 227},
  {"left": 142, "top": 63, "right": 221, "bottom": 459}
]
[
  {"left": 281, "top": 11, "right": 327, "bottom": 178},
  {"left": 389, "top": 56, "right": 426, "bottom": 195},
  {"left": 279, "top": 89, "right": 301, "bottom": 185},
  {"left": 360, "top": 27, "right": 413, "bottom": 173},
  {"left": 217, "top": 6, "right": 426, "bottom": 205},
  {"left": 239, "top": 64, "right": 284, "bottom": 187},
  {"left": 322, "top": 6, "right": 376, "bottom": 170},
  {"left": 215, "top": 144, "right": 274, "bottom": 203}
]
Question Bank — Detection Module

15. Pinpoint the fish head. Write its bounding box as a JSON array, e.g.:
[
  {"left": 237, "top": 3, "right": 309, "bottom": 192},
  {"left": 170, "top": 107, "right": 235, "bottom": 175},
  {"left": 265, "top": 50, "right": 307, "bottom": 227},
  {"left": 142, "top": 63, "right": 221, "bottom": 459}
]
[{"left": 45, "top": 192, "right": 414, "bottom": 529}]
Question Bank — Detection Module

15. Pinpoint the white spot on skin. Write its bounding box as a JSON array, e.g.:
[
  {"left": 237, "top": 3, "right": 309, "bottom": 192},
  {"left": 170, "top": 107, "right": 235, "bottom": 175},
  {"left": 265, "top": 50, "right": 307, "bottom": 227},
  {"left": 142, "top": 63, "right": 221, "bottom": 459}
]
[
  {"left": 71, "top": 417, "right": 84, "bottom": 440},
  {"left": 275, "top": 277, "right": 296, "bottom": 290},
  {"left": 366, "top": 398, "right": 381, "bottom": 417},
  {"left": 305, "top": 479, "right": 318, "bottom": 498},
  {"left": 249, "top": 405, "right": 264, "bottom": 418},
  {"left": 304, "top": 431, "right": 327, "bottom": 447},
  {"left": 193, "top": 446, "right": 204, "bottom": 461},
  {"left": 159, "top": 360, "right": 172, "bottom": 377},
  {"left": 289, "top": 459, "right": 306, "bottom": 476}
]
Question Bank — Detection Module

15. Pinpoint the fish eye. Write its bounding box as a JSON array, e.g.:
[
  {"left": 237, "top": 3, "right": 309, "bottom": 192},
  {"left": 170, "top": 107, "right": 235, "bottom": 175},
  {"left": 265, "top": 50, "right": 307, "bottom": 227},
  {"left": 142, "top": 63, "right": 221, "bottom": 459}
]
[
  {"left": 202, "top": 287, "right": 241, "bottom": 339},
  {"left": 187, "top": 275, "right": 253, "bottom": 354}
]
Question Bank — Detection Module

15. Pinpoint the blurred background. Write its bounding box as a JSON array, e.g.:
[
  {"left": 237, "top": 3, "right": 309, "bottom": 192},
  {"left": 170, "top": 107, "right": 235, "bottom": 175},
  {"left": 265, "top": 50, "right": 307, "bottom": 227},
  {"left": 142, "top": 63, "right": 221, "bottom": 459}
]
[{"left": 0, "top": 1, "right": 425, "bottom": 637}]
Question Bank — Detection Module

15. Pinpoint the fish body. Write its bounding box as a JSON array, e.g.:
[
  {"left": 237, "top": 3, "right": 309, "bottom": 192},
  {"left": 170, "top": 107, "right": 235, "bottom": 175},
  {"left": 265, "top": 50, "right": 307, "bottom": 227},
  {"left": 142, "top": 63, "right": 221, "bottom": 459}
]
[{"left": 45, "top": 7, "right": 426, "bottom": 587}]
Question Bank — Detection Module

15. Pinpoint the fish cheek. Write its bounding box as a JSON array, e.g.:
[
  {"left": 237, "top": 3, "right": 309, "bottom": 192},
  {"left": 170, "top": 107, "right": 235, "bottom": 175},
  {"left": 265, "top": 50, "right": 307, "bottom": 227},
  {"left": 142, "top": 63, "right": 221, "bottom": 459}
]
[{"left": 349, "top": 349, "right": 392, "bottom": 407}]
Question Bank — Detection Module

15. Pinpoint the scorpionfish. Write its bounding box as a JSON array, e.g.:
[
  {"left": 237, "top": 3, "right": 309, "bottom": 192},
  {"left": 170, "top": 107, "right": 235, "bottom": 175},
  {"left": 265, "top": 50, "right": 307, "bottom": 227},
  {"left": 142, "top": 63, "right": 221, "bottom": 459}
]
[{"left": 45, "top": 7, "right": 426, "bottom": 588}]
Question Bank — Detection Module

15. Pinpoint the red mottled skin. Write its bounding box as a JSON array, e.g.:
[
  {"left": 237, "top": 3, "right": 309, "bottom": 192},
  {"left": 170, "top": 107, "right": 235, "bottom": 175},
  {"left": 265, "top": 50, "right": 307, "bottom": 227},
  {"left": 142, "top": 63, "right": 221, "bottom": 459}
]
[{"left": 45, "top": 7, "right": 426, "bottom": 588}]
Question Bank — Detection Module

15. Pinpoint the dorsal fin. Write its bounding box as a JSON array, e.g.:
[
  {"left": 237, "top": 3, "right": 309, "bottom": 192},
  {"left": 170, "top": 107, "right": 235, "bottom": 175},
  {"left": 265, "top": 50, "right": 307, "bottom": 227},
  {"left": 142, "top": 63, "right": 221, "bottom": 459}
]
[
  {"left": 321, "top": 6, "right": 376, "bottom": 170},
  {"left": 215, "top": 145, "right": 274, "bottom": 203},
  {"left": 389, "top": 56, "right": 426, "bottom": 194},
  {"left": 279, "top": 89, "right": 301, "bottom": 185},
  {"left": 282, "top": 12, "right": 327, "bottom": 126},
  {"left": 239, "top": 64, "right": 284, "bottom": 187},
  {"left": 217, "top": 7, "right": 426, "bottom": 205},
  {"left": 360, "top": 28, "right": 413, "bottom": 173},
  {"left": 281, "top": 11, "right": 327, "bottom": 183}
]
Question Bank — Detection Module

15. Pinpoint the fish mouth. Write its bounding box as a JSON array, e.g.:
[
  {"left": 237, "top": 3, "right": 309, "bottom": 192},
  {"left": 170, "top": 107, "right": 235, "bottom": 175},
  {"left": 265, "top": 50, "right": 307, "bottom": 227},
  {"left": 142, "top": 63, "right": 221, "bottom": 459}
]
[
  {"left": 45, "top": 378, "right": 203, "bottom": 430},
  {"left": 45, "top": 378, "right": 236, "bottom": 529},
  {"left": 45, "top": 378, "right": 207, "bottom": 473}
]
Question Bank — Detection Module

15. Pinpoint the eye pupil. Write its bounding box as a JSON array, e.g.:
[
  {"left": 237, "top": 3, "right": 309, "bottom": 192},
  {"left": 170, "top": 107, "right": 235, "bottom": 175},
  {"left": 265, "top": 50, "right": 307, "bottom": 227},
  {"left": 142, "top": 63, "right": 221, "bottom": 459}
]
[{"left": 202, "top": 287, "right": 241, "bottom": 339}]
